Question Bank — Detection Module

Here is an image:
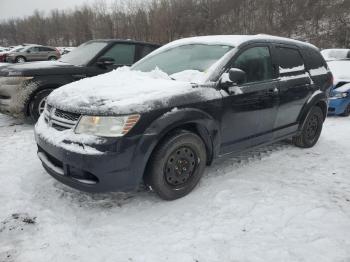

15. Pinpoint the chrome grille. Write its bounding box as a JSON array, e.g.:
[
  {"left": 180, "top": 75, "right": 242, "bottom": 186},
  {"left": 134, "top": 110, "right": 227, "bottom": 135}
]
[{"left": 44, "top": 105, "right": 80, "bottom": 131}]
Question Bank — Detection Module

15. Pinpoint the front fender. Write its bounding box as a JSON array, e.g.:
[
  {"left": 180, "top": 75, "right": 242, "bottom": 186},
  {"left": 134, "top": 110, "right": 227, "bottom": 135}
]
[{"left": 131, "top": 108, "right": 221, "bottom": 184}]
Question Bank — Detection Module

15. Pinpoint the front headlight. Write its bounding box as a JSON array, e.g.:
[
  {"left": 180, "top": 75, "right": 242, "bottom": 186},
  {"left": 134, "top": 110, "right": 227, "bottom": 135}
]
[
  {"left": 74, "top": 115, "right": 140, "bottom": 137},
  {"left": 331, "top": 92, "right": 348, "bottom": 98}
]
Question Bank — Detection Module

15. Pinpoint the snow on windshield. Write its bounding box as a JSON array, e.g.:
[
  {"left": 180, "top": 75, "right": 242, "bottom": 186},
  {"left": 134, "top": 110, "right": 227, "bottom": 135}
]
[{"left": 328, "top": 61, "right": 350, "bottom": 80}]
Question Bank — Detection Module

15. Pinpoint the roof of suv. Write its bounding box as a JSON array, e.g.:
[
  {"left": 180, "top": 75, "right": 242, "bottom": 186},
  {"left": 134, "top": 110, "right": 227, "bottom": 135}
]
[
  {"left": 160, "top": 34, "right": 318, "bottom": 50},
  {"left": 88, "top": 39, "right": 161, "bottom": 47}
]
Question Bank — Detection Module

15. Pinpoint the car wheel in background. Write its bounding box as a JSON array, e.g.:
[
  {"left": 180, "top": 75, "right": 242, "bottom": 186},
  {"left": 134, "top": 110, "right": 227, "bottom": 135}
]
[
  {"left": 293, "top": 106, "right": 324, "bottom": 148},
  {"left": 145, "top": 130, "right": 207, "bottom": 200},
  {"left": 15, "top": 56, "right": 26, "bottom": 63},
  {"left": 340, "top": 104, "right": 350, "bottom": 117},
  {"left": 29, "top": 89, "right": 54, "bottom": 122},
  {"left": 48, "top": 56, "right": 57, "bottom": 61}
]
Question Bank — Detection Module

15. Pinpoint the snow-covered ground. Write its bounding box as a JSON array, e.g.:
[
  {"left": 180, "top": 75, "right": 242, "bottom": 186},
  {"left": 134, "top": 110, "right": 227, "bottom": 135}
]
[{"left": 1, "top": 113, "right": 350, "bottom": 262}]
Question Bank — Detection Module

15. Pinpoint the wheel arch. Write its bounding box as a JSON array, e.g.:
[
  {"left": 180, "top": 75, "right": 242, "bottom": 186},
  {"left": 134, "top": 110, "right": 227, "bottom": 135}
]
[
  {"left": 132, "top": 108, "right": 221, "bottom": 184},
  {"left": 297, "top": 91, "right": 328, "bottom": 131},
  {"left": 25, "top": 84, "right": 60, "bottom": 117}
]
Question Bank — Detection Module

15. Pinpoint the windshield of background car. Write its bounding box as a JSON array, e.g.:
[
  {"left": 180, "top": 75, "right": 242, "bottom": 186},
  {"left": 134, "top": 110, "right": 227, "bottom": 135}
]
[
  {"left": 59, "top": 42, "right": 108, "bottom": 66},
  {"left": 328, "top": 61, "right": 350, "bottom": 79},
  {"left": 11, "top": 47, "right": 24, "bottom": 52},
  {"left": 132, "top": 44, "right": 233, "bottom": 75}
]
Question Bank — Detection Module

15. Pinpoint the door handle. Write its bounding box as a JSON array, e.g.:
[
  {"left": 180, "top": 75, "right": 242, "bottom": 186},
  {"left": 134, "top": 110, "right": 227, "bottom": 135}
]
[{"left": 265, "top": 87, "right": 279, "bottom": 96}]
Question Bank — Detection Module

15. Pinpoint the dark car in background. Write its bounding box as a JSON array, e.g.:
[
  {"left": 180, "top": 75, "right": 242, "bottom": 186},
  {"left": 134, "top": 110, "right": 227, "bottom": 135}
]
[
  {"left": 35, "top": 35, "right": 332, "bottom": 200},
  {"left": 0, "top": 39, "right": 160, "bottom": 120},
  {"left": 6, "top": 45, "right": 61, "bottom": 63}
]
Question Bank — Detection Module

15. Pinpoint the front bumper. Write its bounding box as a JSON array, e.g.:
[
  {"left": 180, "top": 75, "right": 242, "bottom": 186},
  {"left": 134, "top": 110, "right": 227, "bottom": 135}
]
[
  {"left": 0, "top": 77, "right": 35, "bottom": 118},
  {"left": 328, "top": 97, "right": 350, "bottom": 115},
  {"left": 34, "top": 118, "right": 149, "bottom": 193}
]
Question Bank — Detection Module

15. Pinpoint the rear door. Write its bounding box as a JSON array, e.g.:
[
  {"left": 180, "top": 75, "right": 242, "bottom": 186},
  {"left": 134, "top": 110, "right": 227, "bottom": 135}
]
[
  {"left": 220, "top": 45, "right": 279, "bottom": 154},
  {"left": 272, "top": 45, "right": 313, "bottom": 138}
]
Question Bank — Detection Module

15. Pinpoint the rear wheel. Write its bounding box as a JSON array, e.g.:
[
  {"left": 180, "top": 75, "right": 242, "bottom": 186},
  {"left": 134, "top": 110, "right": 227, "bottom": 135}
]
[
  {"left": 48, "top": 56, "right": 57, "bottom": 61},
  {"left": 293, "top": 106, "right": 324, "bottom": 148},
  {"left": 29, "top": 89, "right": 54, "bottom": 122},
  {"left": 145, "top": 130, "right": 207, "bottom": 200},
  {"left": 15, "top": 56, "right": 26, "bottom": 63},
  {"left": 340, "top": 104, "right": 350, "bottom": 117}
]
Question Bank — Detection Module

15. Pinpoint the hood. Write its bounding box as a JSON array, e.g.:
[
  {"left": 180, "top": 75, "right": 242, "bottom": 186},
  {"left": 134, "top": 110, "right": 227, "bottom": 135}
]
[
  {"left": 0, "top": 60, "right": 79, "bottom": 76},
  {"left": 47, "top": 67, "right": 222, "bottom": 115}
]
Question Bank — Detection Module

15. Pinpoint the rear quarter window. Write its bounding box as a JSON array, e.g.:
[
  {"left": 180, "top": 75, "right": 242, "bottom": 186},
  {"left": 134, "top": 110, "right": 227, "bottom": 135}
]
[
  {"left": 140, "top": 45, "right": 157, "bottom": 58},
  {"left": 301, "top": 48, "right": 328, "bottom": 69},
  {"left": 275, "top": 47, "right": 305, "bottom": 75}
]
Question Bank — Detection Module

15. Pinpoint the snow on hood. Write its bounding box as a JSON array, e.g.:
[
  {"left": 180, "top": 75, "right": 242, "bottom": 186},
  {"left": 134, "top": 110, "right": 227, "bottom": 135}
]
[{"left": 47, "top": 67, "right": 221, "bottom": 115}]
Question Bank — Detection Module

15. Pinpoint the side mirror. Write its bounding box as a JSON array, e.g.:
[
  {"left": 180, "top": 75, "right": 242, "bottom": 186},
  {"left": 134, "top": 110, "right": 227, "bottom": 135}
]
[
  {"left": 26, "top": 50, "right": 31, "bottom": 53},
  {"left": 96, "top": 57, "right": 115, "bottom": 68},
  {"left": 228, "top": 68, "right": 246, "bottom": 85}
]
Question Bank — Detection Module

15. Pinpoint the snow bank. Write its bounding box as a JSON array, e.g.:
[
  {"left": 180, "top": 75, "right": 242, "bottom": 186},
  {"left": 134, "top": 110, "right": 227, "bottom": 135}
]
[
  {"left": 2, "top": 115, "right": 350, "bottom": 262},
  {"left": 47, "top": 67, "right": 222, "bottom": 115}
]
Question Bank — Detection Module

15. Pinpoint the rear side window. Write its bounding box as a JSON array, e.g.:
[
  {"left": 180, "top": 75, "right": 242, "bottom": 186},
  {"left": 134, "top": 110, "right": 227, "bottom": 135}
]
[
  {"left": 301, "top": 48, "right": 327, "bottom": 70},
  {"left": 28, "top": 46, "right": 40, "bottom": 52},
  {"left": 39, "top": 47, "right": 55, "bottom": 52},
  {"left": 275, "top": 47, "right": 305, "bottom": 75},
  {"left": 140, "top": 45, "right": 157, "bottom": 58},
  {"left": 101, "top": 44, "right": 136, "bottom": 65},
  {"left": 233, "top": 46, "right": 273, "bottom": 83}
]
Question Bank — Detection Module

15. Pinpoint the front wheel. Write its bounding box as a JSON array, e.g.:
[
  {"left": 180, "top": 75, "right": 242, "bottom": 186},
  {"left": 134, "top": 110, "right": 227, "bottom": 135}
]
[
  {"left": 15, "top": 56, "right": 26, "bottom": 63},
  {"left": 340, "top": 104, "right": 350, "bottom": 117},
  {"left": 145, "top": 130, "right": 207, "bottom": 200},
  {"left": 293, "top": 106, "right": 324, "bottom": 148},
  {"left": 29, "top": 89, "right": 54, "bottom": 122}
]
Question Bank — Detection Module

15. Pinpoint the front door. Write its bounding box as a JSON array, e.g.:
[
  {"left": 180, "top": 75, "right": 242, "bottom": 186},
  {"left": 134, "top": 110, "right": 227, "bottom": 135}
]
[{"left": 219, "top": 45, "right": 279, "bottom": 155}]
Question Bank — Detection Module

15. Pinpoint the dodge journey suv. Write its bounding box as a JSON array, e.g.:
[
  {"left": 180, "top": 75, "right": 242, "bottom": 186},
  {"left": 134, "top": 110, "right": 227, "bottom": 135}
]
[{"left": 35, "top": 35, "right": 332, "bottom": 200}]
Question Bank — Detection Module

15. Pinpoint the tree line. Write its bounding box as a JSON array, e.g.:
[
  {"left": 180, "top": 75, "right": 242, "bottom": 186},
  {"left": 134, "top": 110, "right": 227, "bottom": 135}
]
[{"left": 0, "top": 0, "right": 349, "bottom": 49}]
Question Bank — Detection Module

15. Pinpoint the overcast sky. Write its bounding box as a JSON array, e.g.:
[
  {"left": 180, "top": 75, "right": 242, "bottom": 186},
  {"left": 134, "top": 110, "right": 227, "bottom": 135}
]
[{"left": 0, "top": 0, "right": 116, "bottom": 20}]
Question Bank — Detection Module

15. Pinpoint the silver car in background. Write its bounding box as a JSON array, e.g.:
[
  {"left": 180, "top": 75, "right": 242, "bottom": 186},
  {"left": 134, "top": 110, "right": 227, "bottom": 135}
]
[{"left": 6, "top": 45, "right": 61, "bottom": 63}]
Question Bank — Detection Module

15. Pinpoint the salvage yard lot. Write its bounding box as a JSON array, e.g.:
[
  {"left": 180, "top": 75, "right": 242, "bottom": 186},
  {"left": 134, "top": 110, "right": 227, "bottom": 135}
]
[{"left": 0, "top": 113, "right": 350, "bottom": 262}]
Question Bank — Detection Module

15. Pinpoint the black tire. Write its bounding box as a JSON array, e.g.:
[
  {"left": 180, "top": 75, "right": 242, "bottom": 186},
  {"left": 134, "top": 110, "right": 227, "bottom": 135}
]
[
  {"left": 48, "top": 56, "right": 57, "bottom": 61},
  {"left": 340, "top": 104, "right": 350, "bottom": 117},
  {"left": 293, "top": 106, "right": 324, "bottom": 148},
  {"left": 15, "top": 56, "right": 26, "bottom": 63},
  {"left": 145, "top": 130, "right": 207, "bottom": 200},
  {"left": 29, "top": 89, "right": 54, "bottom": 122}
]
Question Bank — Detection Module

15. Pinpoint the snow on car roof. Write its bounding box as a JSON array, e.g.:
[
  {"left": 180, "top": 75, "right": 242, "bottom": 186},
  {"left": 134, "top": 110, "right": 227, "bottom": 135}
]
[{"left": 154, "top": 34, "right": 316, "bottom": 52}]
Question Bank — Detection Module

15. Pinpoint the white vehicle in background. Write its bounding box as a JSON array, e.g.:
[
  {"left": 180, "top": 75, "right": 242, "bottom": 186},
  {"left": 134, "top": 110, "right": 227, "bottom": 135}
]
[
  {"left": 57, "top": 47, "right": 76, "bottom": 55},
  {"left": 321, "top": 49, "right": 350, "bottom": 61},
  {"left": 0, "top": 47, "right": 11, "bottom": 52}
]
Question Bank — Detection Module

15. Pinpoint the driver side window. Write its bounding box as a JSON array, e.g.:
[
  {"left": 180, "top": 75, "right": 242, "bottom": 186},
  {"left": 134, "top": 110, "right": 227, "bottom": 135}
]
[
  {"left": 232, "top": 46, "right": 273, "bottom": 84},
  {"left": 101, "top": 44, "right": 136, "bottom": 65}
]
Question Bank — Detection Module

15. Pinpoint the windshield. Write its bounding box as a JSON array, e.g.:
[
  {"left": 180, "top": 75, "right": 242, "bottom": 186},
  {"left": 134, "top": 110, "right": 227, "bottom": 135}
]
[
  {"left": 60, "top": 41, "right": 108, "bottom": 66},
  {"left": 328, "top": 61, "right": 350, "bottom": 79},
  {"left": 11, "top": 47, "right": 24, "bottom": 52},
  {"left": 132, "top": 44, "right": 233, "bottom": 75}
]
